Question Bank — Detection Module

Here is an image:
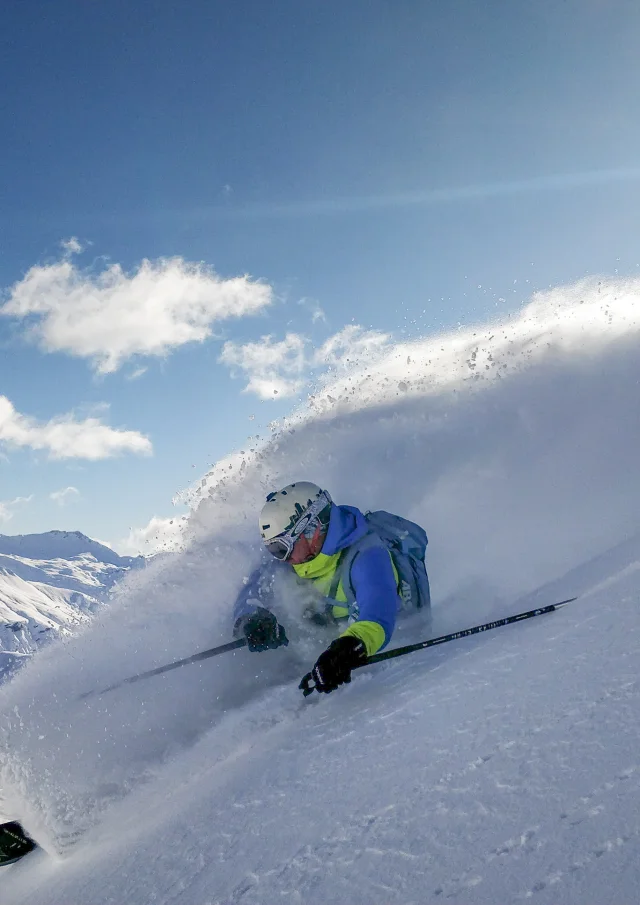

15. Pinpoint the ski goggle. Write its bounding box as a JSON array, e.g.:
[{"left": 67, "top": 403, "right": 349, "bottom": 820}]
[{"left": 264, "top": 492, "right": 332, "bottom": 561}]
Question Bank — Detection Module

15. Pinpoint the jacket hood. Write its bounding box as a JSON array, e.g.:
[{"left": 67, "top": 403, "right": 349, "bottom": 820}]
[{"left": 321, "top": 504, "right": 369, "bottom": 556}]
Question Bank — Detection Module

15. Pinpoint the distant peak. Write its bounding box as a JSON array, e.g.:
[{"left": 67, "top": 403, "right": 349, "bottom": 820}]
[
  {"left": 0, "top": 531, "right": 145, "bottom": 569},
  {"left": 49, "top": 530, "right": 89, "bottom": 539}
]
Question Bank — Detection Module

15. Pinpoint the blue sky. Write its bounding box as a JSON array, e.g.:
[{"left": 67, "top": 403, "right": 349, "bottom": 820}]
[{"left": 1, "top": 0, "right": 639, "bottom": 552}]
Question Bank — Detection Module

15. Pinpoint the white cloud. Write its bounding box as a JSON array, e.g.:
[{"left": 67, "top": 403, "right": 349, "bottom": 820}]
[
  {"left": 61, "top": 236, "right": 83, "bottom": 255},
  {"left": 116, "top": 515, "right": 187, "bottom": 556},
  {"left": 50, "top": 486, "right": 80, "bottom": 506},
  {"left": 1, "top": 253, "right": 273, "bottom": 374},
  {"left": 0, "top": 494, "right": 33, "bottom": 524},
  {"left": 314, "top": 325, "right": 390, "bottom": 367},
  {"left": 219, "top": 333, "right": 307, "bottom": 399},
  {"left": 244, "top": 374, "right": 305, "bottom": 398},
  {"left": 0, "top": 395, "right": 152, "bottom": 460},
  {"left": 219, "top": 326, "right": 390, "bottom": 399}
]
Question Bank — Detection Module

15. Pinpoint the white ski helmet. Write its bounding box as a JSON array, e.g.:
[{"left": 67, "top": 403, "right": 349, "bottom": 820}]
[{"left": 259, "top": 481, "right": 332, "bottom": 543}]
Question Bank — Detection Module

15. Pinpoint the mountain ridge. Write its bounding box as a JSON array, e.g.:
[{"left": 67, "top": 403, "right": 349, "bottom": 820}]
[{"left": 0, "top": 530, "right": 143, "bottom": 569}]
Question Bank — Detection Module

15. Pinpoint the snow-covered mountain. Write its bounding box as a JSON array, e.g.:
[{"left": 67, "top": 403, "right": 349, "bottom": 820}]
[
  {"left": 0, "top": 531, "right": 143, "bottom": 569},
  {"left": 0, "top": 532, "right": 144, "bottom": 683},
  {"left": 2, "top": 277, "right": 640, "bottom": 903}
]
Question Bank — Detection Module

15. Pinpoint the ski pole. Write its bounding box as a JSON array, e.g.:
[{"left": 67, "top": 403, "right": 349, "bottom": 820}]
[
  {"left": 80, "top": 638, "right": 247, "bottom": 699},
  {"left": 299, "top": 597, "right": 577, "bottom": 697}
]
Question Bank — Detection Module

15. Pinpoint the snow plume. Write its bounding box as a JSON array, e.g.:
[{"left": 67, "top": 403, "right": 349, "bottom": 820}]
[
  {"left": 0, "top": 250, "right": 272, "bottom": 374},
  {"left": 2, "top": 274, "right": 640, "bottom": 858}
]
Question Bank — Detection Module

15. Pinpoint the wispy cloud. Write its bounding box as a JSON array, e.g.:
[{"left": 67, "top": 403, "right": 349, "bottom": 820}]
[
  {"left": 50, "top": 486, "right": 80, "bottom": 506},
  {"left": 217, "top": 166, "right": 640, "bottom": 219},
  {"left": 0, "top": 395, "right": 152, "bottom": 460},
  {"left": 126, "top": 366, "right": 148, "bottom": 381},
  {"left": 1, "top": 250, "right": 273, "bottom": 374},
  {"left": 61, "top": 236, "right": 83, "bottom": 255},
  {"left": 297, "top": 297, "right": 327, "bottom": 324},
  {"left": 219, "top": 325, "right": 389, "bottom": 399},
  {"left": 0, "top": 494, "right": 33, "bottom": 524}
]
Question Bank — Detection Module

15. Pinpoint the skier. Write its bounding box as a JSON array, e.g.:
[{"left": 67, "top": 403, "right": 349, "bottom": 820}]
[{"left": 234, "top": 482, "right": 430, "bottom": 694}]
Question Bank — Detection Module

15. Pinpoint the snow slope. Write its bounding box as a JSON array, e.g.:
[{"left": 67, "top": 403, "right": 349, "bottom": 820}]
[
  {"left": 2, "top": 276, "right": 640, "bottom": 903},
  {"left": 0, "top": 532, "right": 145, "bottom": 683},
  {"left": 0, "top": 570, "right": 93, "bottom": 682}
]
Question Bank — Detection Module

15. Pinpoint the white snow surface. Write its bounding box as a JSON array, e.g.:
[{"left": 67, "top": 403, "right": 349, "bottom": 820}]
[
  {"left": 2, "top": 277, "right": 640, "bottom": 903},
  {"left": 0, "top": 533, "right": 144, "bottom": 686}
]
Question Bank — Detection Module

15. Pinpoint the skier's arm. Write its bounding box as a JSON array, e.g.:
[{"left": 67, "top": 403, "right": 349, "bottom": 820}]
[
  {"left": 232, "top": 560, "right": 277, "bottom": 629},
  {"left": 339, "top": 545, "right": 399, "bottom": 656},
  {"left": 232, "top": 559, "right": 288, "bottom": 652}
]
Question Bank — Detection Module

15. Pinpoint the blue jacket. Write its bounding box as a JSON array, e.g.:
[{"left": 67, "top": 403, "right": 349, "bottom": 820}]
[{"left": 233, "top": 504, "right": 401, "bottom": 653}]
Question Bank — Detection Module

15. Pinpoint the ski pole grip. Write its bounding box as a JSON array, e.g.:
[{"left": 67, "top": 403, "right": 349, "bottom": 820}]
[{"left": 298, "top": 672, "right": 317, "bottom": 697}]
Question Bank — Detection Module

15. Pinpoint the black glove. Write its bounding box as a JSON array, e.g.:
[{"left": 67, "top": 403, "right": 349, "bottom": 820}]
[
  {"left": 237, "top": 607, "right": 289, "bottom": 652},
  {"left": 302, "top": 635, "right": 368, "bottom": 694}
]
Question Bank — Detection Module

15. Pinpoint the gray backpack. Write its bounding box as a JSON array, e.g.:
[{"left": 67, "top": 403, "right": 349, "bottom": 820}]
[
  {"left": 332, "top": 510, "right": 430, "bottom": 612},
  {"left": 364, "top": 510, "right": 430, "bottom": 611}
]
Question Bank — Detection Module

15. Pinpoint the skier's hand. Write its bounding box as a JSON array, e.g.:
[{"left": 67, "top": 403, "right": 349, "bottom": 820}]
[
  {"left": 302, "top": 635, "right": 368, "bottom": 694},
  {"left": 238, "top": 607, "right": 289, "bottom": 652}
]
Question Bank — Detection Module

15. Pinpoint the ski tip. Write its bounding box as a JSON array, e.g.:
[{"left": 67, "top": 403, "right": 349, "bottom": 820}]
[
  {"left": 0, "top": 823, "right": 37, "bottom": 867},
  {"left": 553, "top": 596, "right": 578, "bottom": 608}
]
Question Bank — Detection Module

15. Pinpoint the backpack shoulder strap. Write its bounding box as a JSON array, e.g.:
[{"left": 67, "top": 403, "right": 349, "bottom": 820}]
[
  {"left": 328, "top": 548, "right": 349, "bottom": 599},
  {"left": 329, "top": 531, "right": 387, "bottom": 604}
]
